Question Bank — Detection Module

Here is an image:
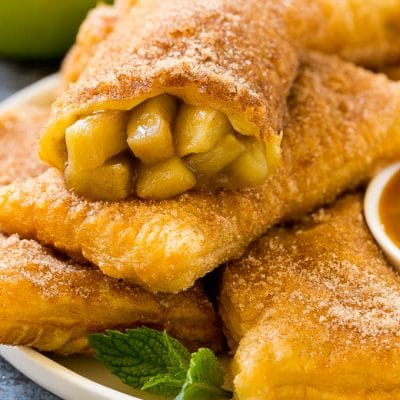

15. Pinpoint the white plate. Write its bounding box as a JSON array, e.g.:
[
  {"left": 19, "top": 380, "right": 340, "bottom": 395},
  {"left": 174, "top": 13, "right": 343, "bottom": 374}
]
[
  {"left": 0, "top": 346, "right": 151, "bottom": 400},
  {"left": 0, "top": 75, "right": 149, "bottom": 400}
]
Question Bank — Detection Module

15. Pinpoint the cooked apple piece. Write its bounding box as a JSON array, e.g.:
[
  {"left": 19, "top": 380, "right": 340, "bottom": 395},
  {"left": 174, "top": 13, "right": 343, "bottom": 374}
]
[
  {"left": 65, "top": 155, "right": 133, "bottom": 201},
  {"left": 136, "top": 156, "right": 196, "bottom": 200},
  {"left": 127, "top": 94, "right": 177, "bottom": 165},
  {"left": 265, "top": 134, "right": 282, "bottom": 173},
  {"left": 175, "top": 105, "right": 232, "bottom": 156},
  {"left": 186, "top": 133, "right": 245, "bottom": 177},
  {"left": 224, "top": 139, "right": 268, "bottom": 187},
  {"left": 65, "top": 111, "right": 128, "bottom": 171}
]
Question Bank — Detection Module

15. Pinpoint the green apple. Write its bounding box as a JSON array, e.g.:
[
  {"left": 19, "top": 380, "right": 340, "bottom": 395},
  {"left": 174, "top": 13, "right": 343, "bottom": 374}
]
[{"left": 0, "top": 0, "right": 112, "bottom": 60}]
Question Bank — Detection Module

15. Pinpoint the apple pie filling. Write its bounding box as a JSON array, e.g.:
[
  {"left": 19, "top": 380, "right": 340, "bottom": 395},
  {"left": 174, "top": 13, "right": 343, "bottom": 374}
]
[{"left": 48, "top": 94, "right": 279, "bottom": 200}]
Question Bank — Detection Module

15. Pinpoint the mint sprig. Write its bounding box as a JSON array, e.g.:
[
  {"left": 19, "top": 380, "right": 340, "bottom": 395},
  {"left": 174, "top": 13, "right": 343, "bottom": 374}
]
[
  {"left": 177, "top": 349, "right": 231, "bottom": 400},
  {"left": 89, "top": 328, "right": 232, "bottom": 400}
]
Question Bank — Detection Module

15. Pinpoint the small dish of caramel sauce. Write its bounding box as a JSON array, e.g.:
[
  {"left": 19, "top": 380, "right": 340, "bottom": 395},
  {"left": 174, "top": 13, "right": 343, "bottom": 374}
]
[
  {"left": 365, "top": 163, "right": 400, "bottom": 270},
  {"left": 380, "top": 168, "right": 400, "bottom": 248}
]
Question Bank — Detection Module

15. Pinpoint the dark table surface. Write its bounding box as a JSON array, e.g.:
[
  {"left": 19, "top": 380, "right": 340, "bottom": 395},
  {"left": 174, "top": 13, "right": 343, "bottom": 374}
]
[
  {"left": 0, "top": 58, "right": 57, "bottom": 101},
  {"left": 0, "top": 57, "right": 60, "bottom": 400}
]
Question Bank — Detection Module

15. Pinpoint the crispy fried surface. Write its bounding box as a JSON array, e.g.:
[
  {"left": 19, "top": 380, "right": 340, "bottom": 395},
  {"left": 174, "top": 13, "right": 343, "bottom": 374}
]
[
  {"left": 0, "top": 106, "right": 48, "bottom": 185},
  {"left": 58, "top": 0, "right": 400, "bottom": 142},
  {"left": 0, "top": 233, "right": 222, "bottom": 355},
  {"left": 221, "top": 195, "right": 400, "bottom": 399},
  {"left": 42, "top": 0, "right": 298, "bottom": 164},
  {"left": 288, "top": 0, "right": 400, "bottom": 67},
  {"left": 2, "top": 53, "right": 400, "bottom": 292},
  {"left": 0, "top": 107, "right": 223, "bottom": 355},
  {"left": 61, "top": 5, "right": 117, "bottom": 85},
  {"left": 115, "top": 0, "right": 400, "bottom": 68}
]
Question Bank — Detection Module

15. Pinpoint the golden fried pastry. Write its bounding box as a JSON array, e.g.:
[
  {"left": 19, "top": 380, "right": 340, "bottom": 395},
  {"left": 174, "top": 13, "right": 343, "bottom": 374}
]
[
  {"left": 1, "top": 53, "right": 400, "bottom": 293},
  {"left": 39, "top": 0, "right": 299, "bottom": 199},
  {"left": 0, "top": 106, "right": 222, "bottom": 355},
  {"left": 220, "top": 195, "right": 400, "bottom": 399},
  {"left": 0, "top": 233, "right": 222, "bottom": 355},
  {"left": 0, "top": 106, "right": 48, "bottom": 186},
  {"left": 47, "top": 0, "right": 400, "bottom": 200},
  {"left": 61, "top": 4, "right": 117, "bottom": 85},
  {"left": 64, "top": 0, "right": 400, "bottom": 86},
  {"left": 287, "top": 0, "right": 400, "bottom": 68}
]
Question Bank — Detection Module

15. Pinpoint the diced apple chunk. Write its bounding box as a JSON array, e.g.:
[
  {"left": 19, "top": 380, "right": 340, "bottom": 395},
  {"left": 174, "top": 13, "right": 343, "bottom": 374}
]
[
  {"left": 224, "top": 139, "right": 268, "bottom": 187},
  {"left": 65, "top": 111, "right": 128, "bottom": 171},
  {"left": 136, "top": 156, "right": 196, "bottom": 200},
  {"left": 175, "top": 105, "right": 232, "bottom": 156},
  {"left": 186, "top": 133, "right": 245, "bottom": 177},
  {"left": 65, "top": 155, "right": 133, "bottom": 201},
  {"left": 127, "top": 94, "right": 177, "bottom": 165},
  {"left": 265, "top": 135, "right": 282, "bottom": 173}
]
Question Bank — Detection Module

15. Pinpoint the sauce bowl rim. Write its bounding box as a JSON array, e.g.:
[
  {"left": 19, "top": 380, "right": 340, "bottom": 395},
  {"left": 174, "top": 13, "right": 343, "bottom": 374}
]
[{"left": 364, "top": 162, "right": 400, "bottom": 267}]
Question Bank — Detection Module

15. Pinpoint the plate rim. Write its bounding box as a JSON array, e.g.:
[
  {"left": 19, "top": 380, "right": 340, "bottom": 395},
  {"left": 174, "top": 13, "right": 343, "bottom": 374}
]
[
  {"left": 0, "top": 346, "right": 139, "bottom": 400},
  {"left": 0, "top": 74, "right": 141, "bottom": 400},
  {"left": 0, "top": 73, "right": 59, "bottom": 112}
]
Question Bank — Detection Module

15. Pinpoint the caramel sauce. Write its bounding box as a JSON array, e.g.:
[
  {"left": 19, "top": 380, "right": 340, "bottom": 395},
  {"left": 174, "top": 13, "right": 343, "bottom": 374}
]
[{"left": 379, "top": 168, "right": 400, "bottom": 247}]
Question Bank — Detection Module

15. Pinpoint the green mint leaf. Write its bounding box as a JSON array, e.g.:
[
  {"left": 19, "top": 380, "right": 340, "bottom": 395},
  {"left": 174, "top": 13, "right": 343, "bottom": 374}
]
[
  {"left": 141, "top": 373, "right": 185, "bottom": 395},
  {"left": 176, "top": 348, "right": 232, "bottom": 400},
  {"left": 163, "top": 331, "right": 190, "bottom": 374},
  {"left": 89, "top": 327, "right": 190, "bottom": 396},
  {"left": 89, "top": 328, "right": 231, "bottom": 399}
]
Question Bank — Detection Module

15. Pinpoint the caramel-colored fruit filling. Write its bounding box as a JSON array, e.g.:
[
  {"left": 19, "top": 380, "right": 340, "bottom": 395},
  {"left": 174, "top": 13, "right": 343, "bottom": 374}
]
[
  {"left": 175, "top": 104, "right": 232, "bottom": 156},
  {"left": 186, "top": 133, "right": 246, "bottom": 177},
  {"left": 66, "top": 111, "right": 128, "bottom": 171},
  {"left": 65, "top": 154, "right": 133, "bottom": 201},
  {"left": 224, "top": 139, "right": 268, "bottom": 188},
  {"left": 136, "top": 156, "right": 196, "bottom": 200},
  {"left": 52, "top": 94, "right": 277, "bottom": 200},
  {"left": 127, "top": 94, "right": 177, "bottom": 165}
]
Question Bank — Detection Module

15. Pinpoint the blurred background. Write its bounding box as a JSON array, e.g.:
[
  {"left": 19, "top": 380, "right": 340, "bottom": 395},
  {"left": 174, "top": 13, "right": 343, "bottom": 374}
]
[
  {"left": 0, "top": 2, "right": 111, "bottom": 398},
  {"left": 0, "top": 0, "right": 112, "bottom": 100}
]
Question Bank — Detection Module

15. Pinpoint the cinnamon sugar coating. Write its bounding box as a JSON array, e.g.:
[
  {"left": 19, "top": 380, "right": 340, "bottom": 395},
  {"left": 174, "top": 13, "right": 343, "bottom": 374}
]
[
  {"left": 0, "top": 233, "right": 223, "bottom": 355},
  {"left": 61, "top": 4, "right": 117, "bottom": 85},
  {"left": 55, "top": 0, "right": 400, "bottom": 128},
  {"left": 222, "top": 195, "right": 400, "bottom": 399},
  {"left": 286, "top": 0, "right": 400, "bottom": 67},
  {"left": 0, "top": 106, "right": 48, "bottom": 185},
  {"left": 45, "top": 0, "right": 400, "bottom": 198},
  {"left": 62, "top": 0, "right": 400, "bottom": 89},
  {"left": 0, "top": 106, "right": 223, "bottom": 355},
  {"left": 41, "top": 0, "right": 298, "bottom": 168},
  {"left": 1, "top": 53, "right": 400, "bottom": 292}
]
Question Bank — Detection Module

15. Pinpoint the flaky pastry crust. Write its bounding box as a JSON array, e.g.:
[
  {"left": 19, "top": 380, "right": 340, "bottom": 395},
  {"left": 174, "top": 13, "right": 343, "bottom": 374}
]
[
  {"left": 222, "top": 195, "right": 400, "bottom": 399},
  {"left": 1, "top": 53, "right": 400, "bottom": 292},
  {"left": 0, "top": 107, "right": 223, "bottom": 354}
]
